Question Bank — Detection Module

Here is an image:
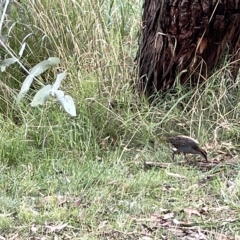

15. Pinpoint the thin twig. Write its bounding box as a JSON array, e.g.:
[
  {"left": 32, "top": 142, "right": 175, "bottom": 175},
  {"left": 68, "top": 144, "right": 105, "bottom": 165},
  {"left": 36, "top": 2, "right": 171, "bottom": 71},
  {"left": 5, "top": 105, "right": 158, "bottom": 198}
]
[{"left": 0, "top": 0, "right": 10, "bottom": 35}]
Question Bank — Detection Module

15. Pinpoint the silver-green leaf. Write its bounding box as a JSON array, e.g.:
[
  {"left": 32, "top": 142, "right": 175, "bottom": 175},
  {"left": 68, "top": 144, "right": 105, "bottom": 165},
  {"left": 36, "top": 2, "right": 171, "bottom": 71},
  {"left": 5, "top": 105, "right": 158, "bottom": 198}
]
[
  {"left": 0, "top": 57, "right": 17, "bottom": 72},
  {"left": 54, "top": 90, "right": 76, "bottom": 116},
  {"left": 30, "top": 85, "right": 52, "bottom": 107},
  {"left": 16, "top": 57, "right": 60, "bottom": 102}
]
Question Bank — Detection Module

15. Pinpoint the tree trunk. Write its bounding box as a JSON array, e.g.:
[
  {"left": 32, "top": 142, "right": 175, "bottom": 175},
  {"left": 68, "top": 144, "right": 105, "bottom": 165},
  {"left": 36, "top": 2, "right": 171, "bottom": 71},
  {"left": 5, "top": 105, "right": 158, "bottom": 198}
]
[{"left": 136, "top": 0, "right": 240, "bottom": 96}]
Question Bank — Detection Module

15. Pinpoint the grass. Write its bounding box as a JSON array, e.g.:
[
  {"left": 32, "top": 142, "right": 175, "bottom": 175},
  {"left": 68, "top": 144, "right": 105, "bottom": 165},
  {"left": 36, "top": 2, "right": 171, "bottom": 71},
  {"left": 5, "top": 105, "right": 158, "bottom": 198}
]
[{"left": 0, "top": 0, "right": 240, "bottom": 239}]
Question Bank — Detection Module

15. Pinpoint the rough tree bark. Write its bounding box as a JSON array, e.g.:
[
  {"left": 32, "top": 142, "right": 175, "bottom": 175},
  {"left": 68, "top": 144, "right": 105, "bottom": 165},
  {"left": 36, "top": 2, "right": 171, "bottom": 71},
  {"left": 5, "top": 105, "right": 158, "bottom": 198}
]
[{"left": 136, "top": 0, "right": 240, "bottom": 96}]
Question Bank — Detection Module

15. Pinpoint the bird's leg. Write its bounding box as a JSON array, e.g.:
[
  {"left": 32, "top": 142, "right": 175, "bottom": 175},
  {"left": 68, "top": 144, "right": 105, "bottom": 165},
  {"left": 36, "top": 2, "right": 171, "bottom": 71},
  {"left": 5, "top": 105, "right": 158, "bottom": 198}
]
[
  {"left": 183, "top": 153, "right": 188, "bottom": 161},
  {"left": 172, "top": 151, "right": 175, "bottom": 161}
]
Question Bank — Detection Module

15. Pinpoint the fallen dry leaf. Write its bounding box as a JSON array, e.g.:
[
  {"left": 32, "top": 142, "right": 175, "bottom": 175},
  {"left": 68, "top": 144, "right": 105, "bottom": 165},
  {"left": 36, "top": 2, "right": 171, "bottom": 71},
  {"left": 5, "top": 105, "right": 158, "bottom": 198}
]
[
  {"left": 166, "top": 171, "right": 186, "bottom": 179},
  {"left": 227, "top": 180, "right": 235, "bottom": 189},
  {"left": 213, "top": 206, "right": 229, "bottom": 212},
  {"left": 172, "top": 218, "right": 197, "bottom": 227},
  {"left": 98, "top": 220, "right": 108, "bottom": 230},
  {"left": 205, "top": 141, "right": 217, "bottom": 150},
  {"left": 158, "top": 208, "right": 169, "bottom": 213},
  {"left": 40, "top": 195, "right": 69, "bottom": 207},
  {"left": 45, "top": 222, "right": 68, "bottom": 232},
  {"left": 182, "top": 184, "right": 198, "bottom": 192},
  {"left": 172, "top": 218, "right": 180, "bottom": 225},
  {"left": 150, "top": 212, "right": 174, "bottom": 221},
  {"left": 30, "top": 224, "right": 38, "bottom": 233},
  {"left": 140, "top": 236, "right": 153, "bottom": 240},
  {"left": 8, "top": 233, "right": 18, "bottom": 240},
  {"left": 201, "top": 206, "right": 209, "bottom": 213},
  {"left": 162, "top": 212, "right": 174, "bottom": 220},
  {"left": 57, "top": 195, "right": 67, "bottom": 206},
  {"left": 145, "top": 162, "right": 171, "bottom": 168},
  {"left": 150, "top": 213, "right": 161, "bottom": 221},
  {"left": 107, "top": 180, "right": 118, "bottom": 185},
  {"left": 141, "top": 223, "right": 155, "bottom": 233},
  {"left": 184, "top": 208, "right": 201, "bottom": 218},
  {"left": 72, "top": 197, "right": 82, "bottom": 207},
  {"left": 168, "top": 228, "right": 185, "bottom": 237}
]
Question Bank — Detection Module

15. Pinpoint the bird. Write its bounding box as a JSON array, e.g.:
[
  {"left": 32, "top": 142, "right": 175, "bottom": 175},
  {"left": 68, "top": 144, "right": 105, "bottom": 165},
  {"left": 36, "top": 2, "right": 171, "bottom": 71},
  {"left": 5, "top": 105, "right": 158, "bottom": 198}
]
[{"left": 165, "top": 135, "right": 208, "bottom": 161}]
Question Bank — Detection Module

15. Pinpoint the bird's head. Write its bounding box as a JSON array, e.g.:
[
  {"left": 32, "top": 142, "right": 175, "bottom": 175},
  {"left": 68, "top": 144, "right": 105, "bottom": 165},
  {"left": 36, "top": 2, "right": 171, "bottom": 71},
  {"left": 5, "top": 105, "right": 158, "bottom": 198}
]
[{"left": 197, "top": 147, "right": 208, "bottom": 161}]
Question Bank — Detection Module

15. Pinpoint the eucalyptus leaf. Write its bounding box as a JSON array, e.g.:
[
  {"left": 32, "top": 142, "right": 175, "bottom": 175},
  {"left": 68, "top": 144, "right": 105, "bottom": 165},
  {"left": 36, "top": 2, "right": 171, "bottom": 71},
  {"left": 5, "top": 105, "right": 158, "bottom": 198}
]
[
  {"left": 53, "top": 90, "right": 64, "bottom": 98},
  {"left": 52, "top": 72, "right": 67, "bottom": 91},
  {"left": 0, "top": 57, "right": 17, "bottom": 72},
  {"left": 0, "top": 35, "right": 7, "bottom": 46},
  {"left": 55, "top": 91, "right": 76, "bottom": 116},
  {"left": 27, "top": 57, "right": 60, "bottom": 77},
  {"left": 19, "top": 42, "right": 26, "bottom": 57},
  {"left": 16, "top": 57, "right": 60, "bottom": 102},
  {"left": 31, "top": 85, "right": 52, "bottom": 107},
  {"left": 16, "top": 75, "right": 34, "bottom": 102}
]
